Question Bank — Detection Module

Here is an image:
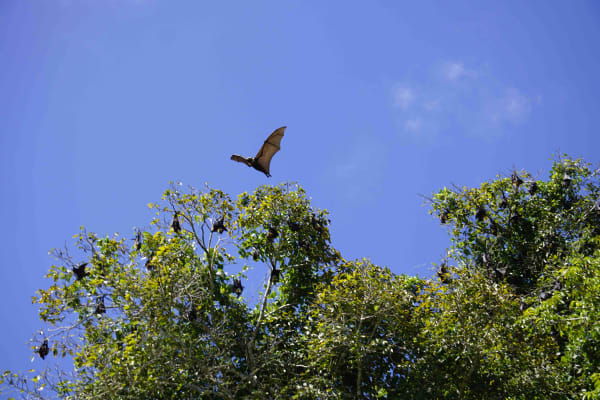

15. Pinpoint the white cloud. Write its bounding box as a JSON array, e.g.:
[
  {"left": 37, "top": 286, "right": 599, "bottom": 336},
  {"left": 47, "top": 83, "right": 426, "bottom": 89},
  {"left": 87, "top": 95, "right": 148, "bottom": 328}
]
[
  {"left": 443, "top": 62, "right": 468, "bottom": 81},
  {"left": 392, "top": 86, "right": 415, "bottom": 110},
  {"left": 489, "top": 88, "right": 533, "bottom": 124},
  {"left": 404, "top": 118, "right": 422, "bottom": 133},
  {"left": 390, "top": 61, "right": 538, "bottom": 141}
]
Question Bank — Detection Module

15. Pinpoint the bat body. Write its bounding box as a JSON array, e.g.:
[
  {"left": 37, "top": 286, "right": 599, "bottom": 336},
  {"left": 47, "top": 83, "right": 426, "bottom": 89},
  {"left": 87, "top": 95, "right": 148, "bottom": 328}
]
[
  {"left": 170, "top": 212, "right": 181, "bottom": 233},
  {"left": 72, "top": 263, "right": 88, "bottom": 280},
  {"left": 95, "top": 296, "right": 106, "bottom": 315},
  {"left": 232, "top": 279, "right": 244, "bottom": 296},
  {"left": 38, "top": 339, "right": 49, "bottom": 359},
  {"left": 211, "top": 217, "right": 227, "bottom": 234},
  {"left": 475, "top": 206, "right": 487, "bottom": 222},
  {"left": 437, "top": 263, "right": 451, "bottom": 284},
  {"left": 271, "top": 268, "right": 280, "bottom": 284},
  {"left": 266, "top": 227, "right": 278, "bottom": 242},
  {"left": 134, "top": 230, "right": 142, "bottom": 251},
  {"left": 186, "top": 305, "right": 197, "bottom": 322},
  {"left": 231, "top": 126, "right": 286, "bottom": 177}
]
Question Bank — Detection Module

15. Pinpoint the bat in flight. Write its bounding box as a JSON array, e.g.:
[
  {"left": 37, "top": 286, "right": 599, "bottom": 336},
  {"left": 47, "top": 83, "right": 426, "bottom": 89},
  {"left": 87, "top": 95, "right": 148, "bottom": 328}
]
[{"left": 231, "top": 126, "right": 286, "bottom": 177}]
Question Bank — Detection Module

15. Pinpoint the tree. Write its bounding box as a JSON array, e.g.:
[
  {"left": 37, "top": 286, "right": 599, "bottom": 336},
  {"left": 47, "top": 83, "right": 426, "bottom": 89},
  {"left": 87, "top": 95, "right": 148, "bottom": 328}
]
[
  {"left": 425, "top": 155, "right": 600, "bottom": 399},
  {"left": 295, "top": 260, "right": 425, "bottom": 399},
  {"left": 1, "top": 182, "right": 339, "bottom": 399},
  {"left": 2, "top": 156, "right": 599, "bottom": 399}
]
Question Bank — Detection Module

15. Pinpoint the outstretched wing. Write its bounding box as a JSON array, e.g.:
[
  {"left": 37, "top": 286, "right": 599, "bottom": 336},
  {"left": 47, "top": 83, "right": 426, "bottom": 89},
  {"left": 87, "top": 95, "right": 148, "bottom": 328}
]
[
  {"left": 254, "top": 126, "right": 286, "bottom": 176},
  {"left": 230, "top": 154, "right": 251, "bottom": 166}
]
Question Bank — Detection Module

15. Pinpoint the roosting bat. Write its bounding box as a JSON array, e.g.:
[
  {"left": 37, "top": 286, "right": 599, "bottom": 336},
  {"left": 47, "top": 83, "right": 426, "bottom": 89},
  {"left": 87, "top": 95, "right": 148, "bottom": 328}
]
[
  {"left": 230, "top": 126, "right": 286, "bottom": 177},
  {"left": 185, "top": 303, "right": 197, "bottom": 322},
  {"left": 211, "top": 217, "right": 227, "bottom": 234},
  {"left": 170, "top": 212, "right": 181, "bottom": 233},
  {"left": 95, "top": 296, "right": 106, "bottom": 315},
  {"left": 232, "top": 279, "right": 244, "bottom": 297},
  {"left": 134, "top": 230, "right": 142, "bottom": 251},
  {"left": 437, "top": 262, "right": 451, "bottom": 284},
  {"left": 38, "top": 339, "right": 49, "bottom": 360},
  {"left": 72, "top": 263, "right": 88, "bottom": 280},
  {"left": 271, "top": 268, "right": 280, "bottom": 284}
]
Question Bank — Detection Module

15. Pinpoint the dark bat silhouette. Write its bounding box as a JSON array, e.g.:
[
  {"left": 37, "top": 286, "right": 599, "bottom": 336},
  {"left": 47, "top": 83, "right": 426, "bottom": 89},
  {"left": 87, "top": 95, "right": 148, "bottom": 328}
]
[
  {"left": 271, "top": 268, "right": 280, "bottom": 284},
  {"left": 287, "top": 219, "right": 301, "bottom": 232},
  {"left": 511, "top": 172, "right": 523, "bottom": 189},
  {"left": 266, "top": 227, "right": 278, "bottom": 242},
  {"left": 562, "top": 173, "right": 573, "bottom": 187},
  {"left": 170, "top": 212, "right": 181, "bottom": 233},
  {"left": 95, "top": 296, "right": 106, "bottom": 315},
  {"left": 211, "top": 217, "right": 227, "bottom": 234},
  {"left": 437, "top": 262, "right": 451, "bottom": 284},
  {"left": 134, "top": 230, "right": 142, "bottom": 251},
  {"left": 440, "top": 209, "right": 449, "bottom": 224},
  {"left": 528, "top": 181, "right": 538, "bottom": 195},
  {"left": 231, "top": 126, "right": 286, "bottom": 177},
  {"left": 72, "top": 263, "right": 88, "bottom": 280},
  {"left": 38, "top": 339, "right": 49, "bottom": 360},
  {"left": 185, "top": 303, "right": 197, "bottom": 322},
  {"left": 475, "top": 206, "right": 487, "bottom": 222},
  {"left": 232, "top": 279, "right": 244, "bottom": 297}
]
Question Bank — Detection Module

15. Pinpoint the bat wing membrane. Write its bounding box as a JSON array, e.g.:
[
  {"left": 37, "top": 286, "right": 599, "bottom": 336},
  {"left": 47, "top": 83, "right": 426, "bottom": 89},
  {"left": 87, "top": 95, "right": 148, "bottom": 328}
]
[{"left": 254, "top": 126, "right": 286, "bottom": 175}]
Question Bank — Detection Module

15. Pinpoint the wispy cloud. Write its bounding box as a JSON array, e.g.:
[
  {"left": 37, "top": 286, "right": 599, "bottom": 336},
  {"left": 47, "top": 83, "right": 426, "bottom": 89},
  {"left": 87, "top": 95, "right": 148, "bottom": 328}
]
[
  {"left": 392, "top": 85, "right": 415, "bottom": 110},
  {"left": 442, "top": 62, "right": 468, "bottom": 81},
  {"left": 404, "top": 118, "right": 422, "bottom": 133},
  {"left": 391, "top": 61, "right": 539, "bottom": 140},
  {"left": 489, "top": 87, "right": 533, "bottom": 124}
]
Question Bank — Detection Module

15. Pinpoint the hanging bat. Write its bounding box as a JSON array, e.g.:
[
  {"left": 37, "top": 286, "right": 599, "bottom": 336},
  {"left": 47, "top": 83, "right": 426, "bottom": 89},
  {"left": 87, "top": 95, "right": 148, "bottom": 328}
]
[
  {"left": 562, "top": 173, "right": 572, "bottom": 187},
  {"left": 134, "top": 230, "right": 142, "bottom": 251},
  {"left": 499, "top": 192, "right": 509, "bottom": 209},
  {"left": 252, "top": 248, "right": 260, "bottom": 261},
  {"left": 266, "top": 227, "right": 278, "bottom": 242},
  {"left": 475, "top": 206, "right": 487, "bottom": 222},
  {"left": 271, "top": 268, "right": 280, "bottom": 284},
  {"left": 287, "top": 219, "right": 301, "bottom": 232},
  {"left": 170, "top": 212, "right": 181, "bottom": 233},
  {"left": 230, "top": 126, "right": 286, "bottom": 177},
  {"left": 437, "top": 262, "right": 451, "bottom": 284},
  {"left": 511, "top": 172, "right": 523, "bottom": 189},
  {"left": 72, "top": 263, "right": 88, "bottom": 281},
  {"left": 38, "top": 339, "right": 49, "bottom": 360},
  {"left": 211, "top": 217, "right": 227, "bottom": 234},
  {"left": 95, "top": 296, "right": 106, "bottom": 315},
  {"left": 528, "top": 181, "right": 538, "bottom": 195},
  {"left": 185, "top": 303, "right": 197, "bottom": 322},
  {"left": 440, "top": 209, "right": 449, "bottom": 224},
  {"left": 232, "top": 279, "right": 244, "bottom": 297}
]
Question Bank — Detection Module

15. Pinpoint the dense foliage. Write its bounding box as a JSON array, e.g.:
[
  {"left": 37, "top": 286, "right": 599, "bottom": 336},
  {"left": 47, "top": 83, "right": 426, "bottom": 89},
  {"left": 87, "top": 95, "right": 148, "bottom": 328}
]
[{"left": 2, "top": 156, "right": 599, "bottom": 399}]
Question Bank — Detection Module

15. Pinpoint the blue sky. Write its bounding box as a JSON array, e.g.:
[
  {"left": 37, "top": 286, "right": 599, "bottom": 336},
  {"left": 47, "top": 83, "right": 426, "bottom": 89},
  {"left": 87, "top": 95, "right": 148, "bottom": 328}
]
[{"left": 1, "top": 0, "right": 600, "bottom": 379}]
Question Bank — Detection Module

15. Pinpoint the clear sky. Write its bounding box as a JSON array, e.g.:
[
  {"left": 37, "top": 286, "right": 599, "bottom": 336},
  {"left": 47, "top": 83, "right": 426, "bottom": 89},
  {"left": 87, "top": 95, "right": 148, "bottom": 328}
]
[{"left": 1, "top": 0, "right": 600, "bottom": 378}]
